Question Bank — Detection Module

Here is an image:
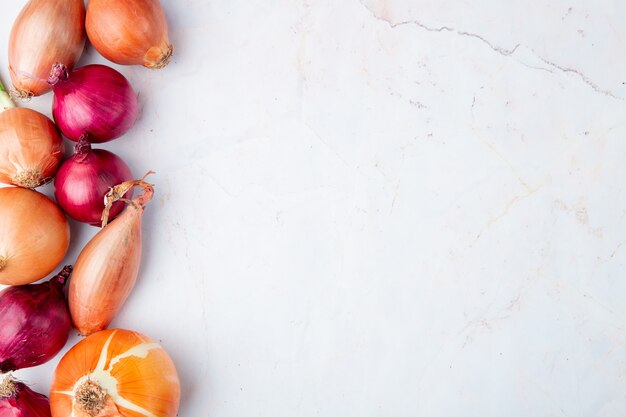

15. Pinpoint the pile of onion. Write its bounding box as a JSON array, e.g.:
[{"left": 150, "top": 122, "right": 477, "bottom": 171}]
[
  {"left": 9, "top": 0, "right": 85, "bottom": 97},
  {"left": 0, "top": 3, "right": 182, "bottom": 417}
]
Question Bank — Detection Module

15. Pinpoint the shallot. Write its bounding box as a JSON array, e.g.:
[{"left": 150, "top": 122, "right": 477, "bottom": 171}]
[{"left": 69, "top": 175, "right": 154, "bottom": 335}]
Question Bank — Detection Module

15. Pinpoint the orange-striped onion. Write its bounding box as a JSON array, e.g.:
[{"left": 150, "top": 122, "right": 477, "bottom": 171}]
[
  {"left": 86, "top": 0, "right": 172, "bottom": 69},
  {"left": 0, "top": 107, "right": 64, "bottom": 188},
  {"left": 0, "top": 187, "right": 69, "bottom": 285},
  {"left": 9, "top": 0, "right": 85, "bottom": 97},
  {"left": 50, "top": 329, "right": 181, "bottom": 417}
]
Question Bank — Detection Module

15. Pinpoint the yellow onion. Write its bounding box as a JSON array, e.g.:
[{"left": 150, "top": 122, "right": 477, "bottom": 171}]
[
  {"left": 0, "top": 187, "right": 70, "bottom": 285},
  {"left": 69, "top": 175, "right": 154, "bottom": 335},
  {"left": 50, "top": 329, "right": 180, "bottom": 417},
  {"left": 8, "top": 0, "right": 85, "bottom": 98},
  {"left": 86, "top": 0, "right": 172, "bottom": 69},
  {"left": 0, "top": 107, "right": 64, "bottom": 188}
]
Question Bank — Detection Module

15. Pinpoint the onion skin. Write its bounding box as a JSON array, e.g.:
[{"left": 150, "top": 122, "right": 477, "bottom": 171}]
[
  {"left": 0, "top": 266, "right": 72, "bottom": 373},
  {"left": 0, "top": 187, "right": 70, "bottom": 286},
  {"left": 9, "top": 0, "right": 85, "bottom": 97},
  {"left": 50, "top": 329, "right": 180, "bottom": 417},
  {"left": 0, "top": 376, "right": 51, "bottom": 417},
  {"left": 54, "top": 140, "right": 133, "bottom": 226},
  {"left": 0, "top": 108, "right": 64, "bottom": 188},
  {"left": 86, "top": 0, "right": 172, "bottom": 68},
  {"left": 49, "top": 64, "right": 139, "bottom": 143},
  {"left": 69, "top": 179, "right": 154, "bottom": 335}
]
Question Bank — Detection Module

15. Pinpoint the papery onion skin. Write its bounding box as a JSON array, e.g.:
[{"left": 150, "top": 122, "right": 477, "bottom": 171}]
[
  {"left": 0, "top": 266, "right": 72, "bottom": 373},
  {"left": 0, "top": 376, "right": 51, "bottom": 417},
  {"left": 49, "top": 63, "right": 138, "bottom": 143},
  {"left": 0, "top": 108, "right": 64, "bottom": 188},
  {"left": 69, "top": 179, "right": 153, "bottom": 335},
  {"left": 9, "top": 0, "right": 85, "bottom": 97},
  {"left": 86, "top": 0, "right": 172, "bottom": 68},
  {"left": 50, "top": 329, "right": 180, "bottom": 417},
  {"left": 54, "top": 140, "right": 133, "bottom": 226},
  {"left": 0, "top": 187, "right": 70, "bottom": 286}
]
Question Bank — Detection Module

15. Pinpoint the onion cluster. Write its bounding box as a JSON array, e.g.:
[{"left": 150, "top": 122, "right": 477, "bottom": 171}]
[{"left": 0, "top": 0, "right": 180, "bottom": 416}]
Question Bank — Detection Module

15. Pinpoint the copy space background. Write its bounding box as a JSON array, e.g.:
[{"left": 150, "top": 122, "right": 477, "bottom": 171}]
[{"left": 1, "top": 1, "right": 626, "bottom": 416}]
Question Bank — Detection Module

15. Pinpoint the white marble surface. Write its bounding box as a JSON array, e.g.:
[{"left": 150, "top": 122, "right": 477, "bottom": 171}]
[{"left": 2, "top": 0, "right": 626, "bottom": 415}]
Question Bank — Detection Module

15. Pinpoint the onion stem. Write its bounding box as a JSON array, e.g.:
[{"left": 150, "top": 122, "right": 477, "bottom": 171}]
[
  {"left": 101, "top": 172, "right": 155, "bottom": 227},
  {"left": 53, "top": 265, "right": 73, "bottom": 286},
  {"left": 0, "top": 78, "right": 15, "bottom": 112}
]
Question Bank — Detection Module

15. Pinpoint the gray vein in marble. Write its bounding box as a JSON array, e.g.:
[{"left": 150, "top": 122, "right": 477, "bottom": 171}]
[
  {"left": 305, "top": 123, "right": 350, "bottom": 167},
  {"left": 359, "top": 1, "right": 519, "bottom": 55},
  {"left": 609, "top": 240, "right": 626, "bottom": 259},
  {"left": 533, "top": 52, "right": 620, "bottom": 99},
  {"left": 472, "top": 185, "right": 543, "bottom": 245},
  {"left": 389, "top": 180, "right": 400, "bottom": 214},
  {"left": 518, "top": 62, "right": 555, "bottom": 74},
  {"left": 360, "top": 0, "right": 622, "bottom": 100},
  {"left": 470, "top": 96, "right": 533, "bottom": 192}
]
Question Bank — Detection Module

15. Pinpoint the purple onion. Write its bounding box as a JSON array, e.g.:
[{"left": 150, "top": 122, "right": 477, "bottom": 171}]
[
  {"left": 0, "top": 266, "right": 72, "bottom": 373},
  {"left": 0, "top": 376, "right": 51, "bottom": 417},
  {"left": 48, "top": 63, "right": 138, "bottom": 143},
  {"left": 54, "top": 139, "right": 133, "bottom": 226}
]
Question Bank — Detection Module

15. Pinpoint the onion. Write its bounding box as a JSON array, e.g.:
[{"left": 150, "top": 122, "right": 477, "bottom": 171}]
[
  {"left": 86, "top": 0, "right": 173, "bottom": 69},
  {"left": 54, "top": 138, "right": 133, "bottom": 226},
  {"left": 48, "top": 63, "right": 138, "bottom": 143},
  {"left": 0, "top": 187, "right": 70, "bottom": 286},
  {"left": 9, "top": 0, "right": 85, "bottom": 98},
  {"left": 0, "top": 107, "right": 64, "bottom": 188},
  {"left": 0, "top": 376, "right": 51, "bottom": 417},
  {"left": 69, "top": 176, "right": 154, "bottom": 335},
  {"left": 50, "top": 329, "right": 180, "bottom": 417},
  {"left": 0, "top": 266, "right": 72, "bottom": 373}
]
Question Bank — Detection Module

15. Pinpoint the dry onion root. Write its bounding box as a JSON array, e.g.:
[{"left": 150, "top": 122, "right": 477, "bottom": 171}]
[
  {"left": 0, "top": 375, "right": 52, "bottom": 417},
  {"left": 69, "top": 174, "right": 155, "bottom": 336}
]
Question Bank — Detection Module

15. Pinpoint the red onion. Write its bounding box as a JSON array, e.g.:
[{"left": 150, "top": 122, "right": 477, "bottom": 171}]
[
  {"left": 48, "top": 63, "right": 138, "bottom": 143},
  {"left": 0, "top": 266, "right": 72, "bottom": 373},
  {"left": 54, "top": 139, "right": 133, "bottom": 226},
  {"left": 0, "top": 376, "right": 51, "bottom": 417}
]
